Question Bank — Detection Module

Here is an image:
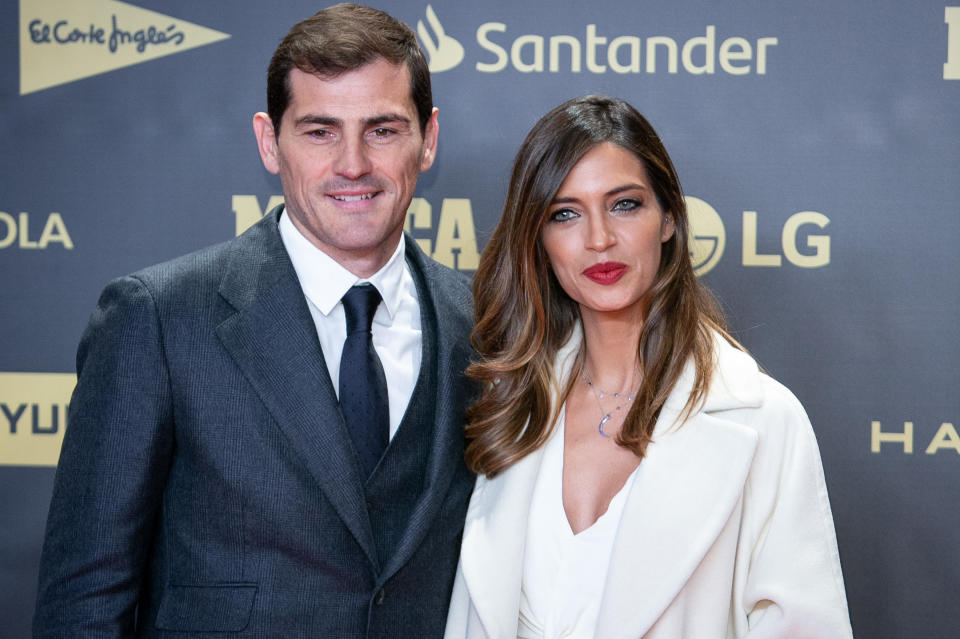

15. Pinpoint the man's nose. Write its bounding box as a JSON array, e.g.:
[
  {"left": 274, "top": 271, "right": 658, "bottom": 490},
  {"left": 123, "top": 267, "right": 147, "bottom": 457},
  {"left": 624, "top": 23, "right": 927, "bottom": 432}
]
[{"left": 334, "top": 136, "right": 373, "bottom": 179}]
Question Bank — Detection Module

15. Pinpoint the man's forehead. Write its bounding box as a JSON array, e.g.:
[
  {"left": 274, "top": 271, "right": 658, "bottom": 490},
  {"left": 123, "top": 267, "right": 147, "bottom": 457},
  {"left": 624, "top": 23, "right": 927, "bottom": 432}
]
[{"left": 285, "top": 63, "right": 415, "bottom": 117}]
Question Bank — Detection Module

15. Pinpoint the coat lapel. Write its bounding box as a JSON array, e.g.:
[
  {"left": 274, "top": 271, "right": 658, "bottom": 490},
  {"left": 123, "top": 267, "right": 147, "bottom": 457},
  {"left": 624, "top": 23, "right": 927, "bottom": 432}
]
[
  {"left": 460, "top": 446, "right": 546, "bottom": 639},
  {"left": 379, "top": 237, "right": 477, "bottom": 582},
  {"left": 594, "top": 338, "right": 763, "bottom": 638},
  {"left": 458, "top": 332, "right": 581, "bottom": 638},
  {"left": 214, "top": 209, "right": 378, "bottom": 570}
]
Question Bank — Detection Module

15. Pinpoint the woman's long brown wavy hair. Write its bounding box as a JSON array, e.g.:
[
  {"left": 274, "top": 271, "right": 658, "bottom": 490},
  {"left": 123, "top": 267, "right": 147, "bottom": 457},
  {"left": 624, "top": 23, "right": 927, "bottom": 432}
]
[{"left": 465, "top": 95, "right": 733, "bottom": 477}]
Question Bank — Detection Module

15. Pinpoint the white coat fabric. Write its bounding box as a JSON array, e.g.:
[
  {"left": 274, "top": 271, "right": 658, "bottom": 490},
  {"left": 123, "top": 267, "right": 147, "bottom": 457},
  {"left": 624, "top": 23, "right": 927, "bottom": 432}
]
[{"left": 445, "top": 326, "right": 853, "bottom": 639}]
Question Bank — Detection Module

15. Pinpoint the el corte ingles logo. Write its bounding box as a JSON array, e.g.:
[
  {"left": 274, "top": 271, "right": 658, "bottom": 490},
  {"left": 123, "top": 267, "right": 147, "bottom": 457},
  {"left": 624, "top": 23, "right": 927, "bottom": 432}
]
[{"left": 20, "top": 0, "right": 229, "bottom": 95}]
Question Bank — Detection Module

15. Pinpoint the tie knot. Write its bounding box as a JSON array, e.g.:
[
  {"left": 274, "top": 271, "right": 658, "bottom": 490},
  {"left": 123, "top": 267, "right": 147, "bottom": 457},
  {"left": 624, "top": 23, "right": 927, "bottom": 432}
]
[{"left": 342, "top": 284, "right": 382, "bottom": 335}]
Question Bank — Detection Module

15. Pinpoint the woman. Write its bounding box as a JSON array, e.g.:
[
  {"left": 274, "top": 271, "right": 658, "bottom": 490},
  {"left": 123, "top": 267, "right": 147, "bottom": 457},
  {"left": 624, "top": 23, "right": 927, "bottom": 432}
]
[{"left": 445, "top": 96, "right": 852, "bottom": 639}]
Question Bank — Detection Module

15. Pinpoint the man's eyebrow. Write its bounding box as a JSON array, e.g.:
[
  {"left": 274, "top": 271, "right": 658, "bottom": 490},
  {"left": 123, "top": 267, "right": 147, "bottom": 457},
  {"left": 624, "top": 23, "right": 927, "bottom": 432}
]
[
  {"left": 293, "top": 115, "right": 341, "bottom": 128},
  {"left": 292, "top": 113, "right": 412, "bottom": 128},
  {"left": 365, "top": 113, "right": 412, "bottom": 127}
]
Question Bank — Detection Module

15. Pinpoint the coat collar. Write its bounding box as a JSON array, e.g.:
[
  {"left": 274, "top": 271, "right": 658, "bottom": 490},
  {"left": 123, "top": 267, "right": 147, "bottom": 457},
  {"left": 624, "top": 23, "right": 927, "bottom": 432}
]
[{"left": 460, "top": 324, "right": 763, "bottom": 638}]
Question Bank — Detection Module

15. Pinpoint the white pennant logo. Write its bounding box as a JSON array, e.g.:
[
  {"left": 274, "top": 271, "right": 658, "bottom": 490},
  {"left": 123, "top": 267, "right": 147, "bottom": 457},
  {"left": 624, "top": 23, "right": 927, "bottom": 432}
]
[{"left": 20, "top": 0, "right": 230, "bottom": 95}]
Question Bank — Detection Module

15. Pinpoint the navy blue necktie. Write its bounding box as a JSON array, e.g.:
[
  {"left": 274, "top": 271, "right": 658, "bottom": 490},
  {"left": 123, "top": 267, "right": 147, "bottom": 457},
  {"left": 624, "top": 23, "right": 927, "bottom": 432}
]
[{"left": 339, "top": 284, "right": 389, "bottom": 477}]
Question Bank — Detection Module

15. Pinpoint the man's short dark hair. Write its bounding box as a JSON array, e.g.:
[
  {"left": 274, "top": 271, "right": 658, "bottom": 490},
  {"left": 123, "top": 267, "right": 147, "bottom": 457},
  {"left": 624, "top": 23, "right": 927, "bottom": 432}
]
[{"left": 266, "top": 3, "right": 433, "bottom": 135}]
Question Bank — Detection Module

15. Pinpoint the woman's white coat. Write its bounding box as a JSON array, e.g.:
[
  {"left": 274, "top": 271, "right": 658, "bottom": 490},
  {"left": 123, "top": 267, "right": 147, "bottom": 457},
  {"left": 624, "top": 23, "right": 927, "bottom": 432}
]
[{"left": 445, "top": 327, "right": 853, "bottom": 639}]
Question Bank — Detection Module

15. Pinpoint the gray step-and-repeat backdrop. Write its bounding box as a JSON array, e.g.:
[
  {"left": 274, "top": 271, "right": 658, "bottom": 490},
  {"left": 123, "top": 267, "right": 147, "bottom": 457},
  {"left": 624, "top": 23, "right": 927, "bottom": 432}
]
[{"left": 2, "top": 0, "right": 958, "bottom": 636}]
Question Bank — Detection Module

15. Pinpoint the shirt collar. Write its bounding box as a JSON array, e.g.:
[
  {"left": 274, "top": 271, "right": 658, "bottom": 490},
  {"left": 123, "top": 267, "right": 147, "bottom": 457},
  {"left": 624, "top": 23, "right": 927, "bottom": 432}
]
[{"left": 278, "top": 209, "right": 406, "bottom": 320}]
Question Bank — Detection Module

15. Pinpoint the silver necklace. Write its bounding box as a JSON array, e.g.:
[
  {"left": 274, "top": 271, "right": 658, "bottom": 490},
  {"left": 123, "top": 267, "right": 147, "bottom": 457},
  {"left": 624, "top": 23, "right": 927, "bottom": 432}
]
[{"left": 582, "top": 371, "right": 636, "bottom": 437}]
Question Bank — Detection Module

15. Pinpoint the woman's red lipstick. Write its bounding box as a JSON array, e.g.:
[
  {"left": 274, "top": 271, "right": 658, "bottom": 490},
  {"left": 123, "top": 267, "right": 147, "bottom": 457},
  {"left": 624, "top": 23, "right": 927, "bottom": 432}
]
[{"left": 583, "top": 261, "right": 627, "bottom": 284}]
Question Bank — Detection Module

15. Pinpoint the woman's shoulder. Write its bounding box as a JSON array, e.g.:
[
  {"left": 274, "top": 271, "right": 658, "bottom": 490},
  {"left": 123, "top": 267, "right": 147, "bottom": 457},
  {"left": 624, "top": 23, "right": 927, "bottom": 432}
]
[{"left": 707, "top": 333, "right": 815, "bottom": 441}]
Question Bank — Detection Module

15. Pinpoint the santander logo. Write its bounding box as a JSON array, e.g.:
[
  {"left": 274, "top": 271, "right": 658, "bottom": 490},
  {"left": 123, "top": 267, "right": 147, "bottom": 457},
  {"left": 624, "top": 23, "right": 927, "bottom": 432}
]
[{"left": 417, "top": 5, "right": 464, "bottom": 72}]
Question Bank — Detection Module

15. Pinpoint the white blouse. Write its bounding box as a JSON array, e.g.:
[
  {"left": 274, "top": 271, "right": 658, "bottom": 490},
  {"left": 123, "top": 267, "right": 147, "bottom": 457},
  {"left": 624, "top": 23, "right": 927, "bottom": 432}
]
[{"left": 519, "top": 412, "right": 640, "bottom": 639}]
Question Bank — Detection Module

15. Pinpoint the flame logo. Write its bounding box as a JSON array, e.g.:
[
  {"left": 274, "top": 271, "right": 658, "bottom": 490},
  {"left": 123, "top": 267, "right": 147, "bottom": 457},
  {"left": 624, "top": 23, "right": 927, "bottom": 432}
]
[{"left": 417, "top": 5, "right": 464, "bottom": 73}]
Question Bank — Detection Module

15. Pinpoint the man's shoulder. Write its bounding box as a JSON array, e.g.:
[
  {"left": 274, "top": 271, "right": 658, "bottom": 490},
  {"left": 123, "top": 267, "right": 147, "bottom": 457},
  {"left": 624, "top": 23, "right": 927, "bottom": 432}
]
[
  {"left": 123, "top": 213, "right": 282, "bottom": 301},
  {"left": 423, "top": 261, "right": 473, "bottom": 303},
  {"left": 405, "top": 237, "right": 473, "bottom": 314}
]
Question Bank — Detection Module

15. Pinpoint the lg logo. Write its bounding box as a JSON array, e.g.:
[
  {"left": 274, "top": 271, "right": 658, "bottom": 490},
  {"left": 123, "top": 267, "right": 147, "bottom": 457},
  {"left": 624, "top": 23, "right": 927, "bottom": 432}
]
[{"left": 686, "top": 197, "right": 830, "bottom": 276}]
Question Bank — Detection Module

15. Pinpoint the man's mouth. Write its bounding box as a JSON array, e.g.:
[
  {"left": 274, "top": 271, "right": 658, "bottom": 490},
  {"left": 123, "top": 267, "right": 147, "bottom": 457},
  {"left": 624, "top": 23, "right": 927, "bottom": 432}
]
[{"left": 331, "top": 193, "right": 376, "bottom": 202}]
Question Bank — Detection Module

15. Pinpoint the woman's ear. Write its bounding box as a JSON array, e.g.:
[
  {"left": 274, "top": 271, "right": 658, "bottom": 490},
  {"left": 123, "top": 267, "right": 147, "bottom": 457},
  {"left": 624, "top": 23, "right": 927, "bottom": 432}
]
[{"left": 661, "top": 212, "right": 676, "bottom": 242}]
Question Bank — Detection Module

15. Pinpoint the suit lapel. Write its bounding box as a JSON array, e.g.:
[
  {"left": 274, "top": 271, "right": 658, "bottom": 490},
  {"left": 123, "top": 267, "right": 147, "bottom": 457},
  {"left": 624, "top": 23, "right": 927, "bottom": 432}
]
[
  {"left": 380, "top": 236, "right": 476, "bottom": 581},
  {"left": 214, "top": 209, "right": 378, "bottom": 570}
]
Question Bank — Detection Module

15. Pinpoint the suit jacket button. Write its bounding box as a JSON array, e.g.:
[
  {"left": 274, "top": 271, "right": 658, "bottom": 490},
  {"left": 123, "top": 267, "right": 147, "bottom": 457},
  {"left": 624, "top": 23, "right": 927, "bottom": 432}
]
[{"left": 374, "top": 589, "right": 385, "bottom": 605}]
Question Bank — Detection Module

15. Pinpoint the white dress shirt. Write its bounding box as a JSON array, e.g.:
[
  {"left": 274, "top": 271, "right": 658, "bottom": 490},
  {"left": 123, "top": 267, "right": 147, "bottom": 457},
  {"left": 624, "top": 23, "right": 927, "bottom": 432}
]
[
  {"left": 279, "top": 211, "right": 421, "bottom": 439},
  {"left": 519, "top": 411, "right": 639, "bottom": 639}
]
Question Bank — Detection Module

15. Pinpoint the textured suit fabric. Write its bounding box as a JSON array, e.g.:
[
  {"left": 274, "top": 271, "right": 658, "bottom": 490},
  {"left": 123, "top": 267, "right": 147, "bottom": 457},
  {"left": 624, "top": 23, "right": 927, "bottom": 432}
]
[{"left": 33, "top": 207, "right": 477, "bottom": 638}]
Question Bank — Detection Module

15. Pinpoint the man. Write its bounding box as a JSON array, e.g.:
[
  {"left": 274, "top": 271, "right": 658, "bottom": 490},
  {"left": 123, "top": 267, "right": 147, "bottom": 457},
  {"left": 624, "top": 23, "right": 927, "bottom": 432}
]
[{"left": 33, "top": 5, "right": 475, "bottom": 637}]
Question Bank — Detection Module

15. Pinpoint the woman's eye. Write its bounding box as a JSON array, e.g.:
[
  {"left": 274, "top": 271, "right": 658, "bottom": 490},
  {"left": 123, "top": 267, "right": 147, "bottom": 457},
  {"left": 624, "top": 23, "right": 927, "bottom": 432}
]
[
  {"left": 612, "top": 198, "right": 641, "bottom": 212},
  {"left": 548, "top": 208, "right": 578, "bottom": 223}
]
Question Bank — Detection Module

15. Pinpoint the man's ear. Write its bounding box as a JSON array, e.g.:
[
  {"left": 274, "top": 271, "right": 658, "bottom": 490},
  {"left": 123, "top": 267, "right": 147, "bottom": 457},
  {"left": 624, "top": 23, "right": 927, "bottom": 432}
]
[
  {"left": 253, "top": 112, "right": 280, "bottom": 175},
  {"left": 419, "top": 108, "right": 439, "bottom": 173}
]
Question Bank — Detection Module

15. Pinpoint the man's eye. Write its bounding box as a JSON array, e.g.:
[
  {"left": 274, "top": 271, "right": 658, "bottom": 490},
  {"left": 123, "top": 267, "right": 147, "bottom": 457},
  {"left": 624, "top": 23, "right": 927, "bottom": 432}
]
[
  {"left": 372, "top": 127, "right": 394, "bottom": 138},
  {"left": 308, "top": 129, "right": 331, "bottom": 139}
]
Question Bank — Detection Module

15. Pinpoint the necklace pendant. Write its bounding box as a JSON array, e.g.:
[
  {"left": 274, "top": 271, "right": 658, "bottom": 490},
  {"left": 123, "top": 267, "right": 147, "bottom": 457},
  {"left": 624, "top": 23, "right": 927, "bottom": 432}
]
[{"left": 598, "top": 413, "right": 612, "bottom": 437}]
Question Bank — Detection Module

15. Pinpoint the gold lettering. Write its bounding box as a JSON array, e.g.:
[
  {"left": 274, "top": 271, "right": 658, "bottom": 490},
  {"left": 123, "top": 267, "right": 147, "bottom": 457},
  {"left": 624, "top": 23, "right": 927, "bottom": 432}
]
[
  {"left": 608, "top": 35, "right": 640, "bottom": 73},
  {"left": 404, "top": 197, "right": 432, "bottom": 255},
  {"left": 871, "top": 420, "right": 914, "bottom": 454},
  {"left": 925, "top": 423, "right": 960, "bottom": 455},
  {"left": 0, "top": 212, "right": 15, "bottom": 249},
  {"left": 0, "top": 373, "right": 76, "bottom": 467},
  {"left": 646, "top": 36, "right": 678, "bottom": 73},
  {"left": 432, "top": 199, "right": 479, "bottom": 271},
  {"left": 741, "top": 211, "right": 781, "bottom": 267},
  {"left": 681, "top": 25, "right": 716, "bottom": 74},
  {"left": 782, "top": 211, "right": 830, "bottom": 267},
  {"left": 755, "top": 37, "right": 778, "bottom": 75},
  {"left": 511, "top": 34, "right": 544, "bottom": 73},
  {"left": 18, "top": 213, "right": 39, "bottom": 249},
  {"left": 38, "top": 212, "right": 74, "bottom": 249},
  {"left": 232, "top": 195, "right": 284, "bottom": 236},
  {"left": 719, "top": 37, "right": 752, "bottom": 75},
  {"left": 945, "top": 7, "right": 960, "bottom": 80},
  {"left": 476, "top": 23, "right": 508, "bottom": 73},
  {"left": 549, "top": 35, "right": 581, "bottom": 73},
  {"left": 586, "top": 25, "right": 607, "bottom": 73}
]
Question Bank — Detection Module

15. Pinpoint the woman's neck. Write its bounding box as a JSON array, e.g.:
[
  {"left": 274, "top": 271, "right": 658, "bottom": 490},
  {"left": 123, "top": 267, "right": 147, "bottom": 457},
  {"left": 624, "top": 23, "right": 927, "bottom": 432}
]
[{"left": 579, "top": 306, "right": 644, "bottom": 393}]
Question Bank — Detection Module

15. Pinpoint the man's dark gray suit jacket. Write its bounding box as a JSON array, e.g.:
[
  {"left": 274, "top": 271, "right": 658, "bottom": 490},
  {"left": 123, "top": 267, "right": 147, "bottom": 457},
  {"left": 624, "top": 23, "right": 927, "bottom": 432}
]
[{"left": 33, "top": 207, "right": 477, "bottom": 637}]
